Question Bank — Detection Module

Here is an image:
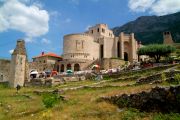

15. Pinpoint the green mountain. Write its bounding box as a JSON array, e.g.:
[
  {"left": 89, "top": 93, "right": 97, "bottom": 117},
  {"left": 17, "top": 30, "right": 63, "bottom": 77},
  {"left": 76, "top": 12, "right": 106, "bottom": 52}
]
[{"left": 112, "top": 12, "right": 180, "bottom": 44}]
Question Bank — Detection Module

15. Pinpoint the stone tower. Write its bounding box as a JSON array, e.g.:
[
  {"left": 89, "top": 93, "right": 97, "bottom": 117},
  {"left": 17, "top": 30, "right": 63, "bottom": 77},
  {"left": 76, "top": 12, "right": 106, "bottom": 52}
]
[
  {"left": 163, "top": 31, "right": 174, "bottom": 45},
  {"left": 9, "top": 40, "right": 27, "bottom": 87}
]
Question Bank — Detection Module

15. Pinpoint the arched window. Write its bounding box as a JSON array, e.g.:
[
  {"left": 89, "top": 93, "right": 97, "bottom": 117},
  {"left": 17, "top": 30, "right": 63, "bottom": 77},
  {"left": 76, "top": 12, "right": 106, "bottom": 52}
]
[
  {"left": 74, "top": 64, "right": 80, "bottom": 71},
  {"left": 57, "top": 65, "right": 60, "bottom": 72},
  {"left": 124, "top": 52, "right": 128, "bottom": 61},
  {"left": 60, "top": 64, "right": 64, "bottom": 72},
  {"left": 67, "top": 64, "right": 71, "bottom": 70},
  {"left": 117, "top": 41, "right": 120, "bottom": 58}
]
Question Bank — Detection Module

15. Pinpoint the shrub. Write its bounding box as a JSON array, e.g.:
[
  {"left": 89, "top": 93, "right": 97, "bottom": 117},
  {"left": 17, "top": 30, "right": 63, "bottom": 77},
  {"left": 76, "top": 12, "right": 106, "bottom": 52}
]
[
  {"left": 174, "top": 74, "right": 180, "bottom": 83},
  {"left": 161, "top": 73, "right": 166, "bottom": 82},
  {"left": 0, "top": 82, "right": 9, "bottom": 89},
  {"left": 42, "top": 93, "right": 59, "bottom": 108},
  {"left": 121, "top": 108, "right": 145, "bottom": 120}
]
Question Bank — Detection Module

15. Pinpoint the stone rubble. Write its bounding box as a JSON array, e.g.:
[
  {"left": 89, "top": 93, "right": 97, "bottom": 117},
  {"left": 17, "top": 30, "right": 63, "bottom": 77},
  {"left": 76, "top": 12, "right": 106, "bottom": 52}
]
[{"left": 100, "top": 85, "right": 180, "bottom": 113}]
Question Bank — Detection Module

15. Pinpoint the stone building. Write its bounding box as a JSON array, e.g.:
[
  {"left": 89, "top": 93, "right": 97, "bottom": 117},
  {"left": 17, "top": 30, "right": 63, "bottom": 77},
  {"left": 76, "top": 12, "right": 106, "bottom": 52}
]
[
  {"left": 59, "top": 24, "right": 139, "bottom": 72},
  {"left": 29, "top": 52, "right": 62, "bottom": 72}
]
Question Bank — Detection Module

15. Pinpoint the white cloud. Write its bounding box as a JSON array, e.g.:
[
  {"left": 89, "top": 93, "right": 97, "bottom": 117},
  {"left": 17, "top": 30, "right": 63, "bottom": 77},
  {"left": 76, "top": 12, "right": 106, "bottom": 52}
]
[
  {"left": 32, "top": 1, "right": 44, "bottom": 9},
  {"left": 64, "top": 18, "right": 71, "bottom": 23},
  {"left": 70, "top": 0, "right": 79, "bottom": 5},
  {"left": 85, "top": 25, "right": 92, "bottom": 31},
  {"left": 41, "top": 38, "right": 51, "bottom": 44},
  {"left": 128, "top": 0, "right": 156, "bottom": 12},
  {"left": 9, "top": 49, "right": 14, "bottom": 54},
  {"left": 69, "top": 0, "right": 100, "bottom": 5},
  {"left": 128, "top": 0, "right": 180, "bottom": 15},
  {"left": 0, "top": 0, "right": 49, "bottom": 40},
  {"left": 151, "top": 0, "right": 180, "bottom": 15},
  {"left": 25, "top": 37, "right": 34, "bottom": 43},
  {"left": 50, "top": 11, "right": 61, "bottom": 17}
]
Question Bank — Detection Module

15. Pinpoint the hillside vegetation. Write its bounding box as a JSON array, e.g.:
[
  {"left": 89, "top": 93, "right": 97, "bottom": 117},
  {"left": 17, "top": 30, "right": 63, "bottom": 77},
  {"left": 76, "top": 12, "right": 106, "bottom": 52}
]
[{"left": 112, "top": 12, "right": 180, "bottom": 44}]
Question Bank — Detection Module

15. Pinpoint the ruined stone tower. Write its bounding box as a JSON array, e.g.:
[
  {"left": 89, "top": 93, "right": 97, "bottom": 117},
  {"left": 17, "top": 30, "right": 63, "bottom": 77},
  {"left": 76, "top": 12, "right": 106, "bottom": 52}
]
[
  {"left": 9, "top": 40, "right": 27, "bottom": 87},
  {"left": 163, "top": 31, "right": 174, "bottom": 45}
]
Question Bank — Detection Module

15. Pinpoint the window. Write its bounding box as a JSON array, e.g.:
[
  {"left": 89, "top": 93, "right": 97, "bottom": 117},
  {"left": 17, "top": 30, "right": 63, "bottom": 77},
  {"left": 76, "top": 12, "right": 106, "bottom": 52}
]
[
  {"left": 0, "top": 75, "right": 3, "bottom": 81},
  {"left": 82, "top": 41, "right": 84, "bottom": 49},
  {"left": 97, "top": 28, "right": 99, "bottom": 32},
  {"left": 102, "top": 28, "right": 105, "bottom": 33},
  {"left": 91, "top": 30, "right": 93, "bottom": 34}
]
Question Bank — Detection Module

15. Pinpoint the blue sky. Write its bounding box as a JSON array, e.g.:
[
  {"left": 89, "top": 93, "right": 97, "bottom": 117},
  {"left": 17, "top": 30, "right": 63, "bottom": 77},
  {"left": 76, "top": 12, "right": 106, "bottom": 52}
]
[{"left": 0, "top": 0, "right": 180, "bottom": 61}]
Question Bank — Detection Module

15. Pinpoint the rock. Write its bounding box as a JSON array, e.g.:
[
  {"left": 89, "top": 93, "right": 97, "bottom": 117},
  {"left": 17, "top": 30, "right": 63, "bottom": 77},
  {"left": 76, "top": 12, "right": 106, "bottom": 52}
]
[{"left": 100, "top": 85, "right": 180, "bottom": 113}]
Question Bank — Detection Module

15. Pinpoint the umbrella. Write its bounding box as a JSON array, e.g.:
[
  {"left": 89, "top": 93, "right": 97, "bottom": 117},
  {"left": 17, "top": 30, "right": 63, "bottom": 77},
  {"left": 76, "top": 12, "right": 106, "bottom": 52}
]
[
  {"left": 51, "top": 71, "right": 58, "bottom": 76},
  {"left": 30, "top": 71, "right": 38, "bottom": 74},
  {"left": 92, "top": 64, "right": 100, "bottom": 69},
  {"left": 66, "top": 69, "right": 73, "bottom": 73}
]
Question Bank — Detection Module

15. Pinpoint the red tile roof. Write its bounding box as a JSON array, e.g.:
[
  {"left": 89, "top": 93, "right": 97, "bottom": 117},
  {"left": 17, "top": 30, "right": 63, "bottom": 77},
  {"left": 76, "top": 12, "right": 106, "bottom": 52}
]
[{"left": 33, "top": 52, "right": 62, "bottom": 59}]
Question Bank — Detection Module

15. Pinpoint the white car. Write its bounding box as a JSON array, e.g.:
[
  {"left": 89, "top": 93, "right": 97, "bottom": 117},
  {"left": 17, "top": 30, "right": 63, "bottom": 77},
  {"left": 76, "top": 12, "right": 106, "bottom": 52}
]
[
  {"left": 30, "top": 70, "right": 39, "bottom": 78},
  {"left": 108, "top": 68, "right": 117, "bottom": 73}
]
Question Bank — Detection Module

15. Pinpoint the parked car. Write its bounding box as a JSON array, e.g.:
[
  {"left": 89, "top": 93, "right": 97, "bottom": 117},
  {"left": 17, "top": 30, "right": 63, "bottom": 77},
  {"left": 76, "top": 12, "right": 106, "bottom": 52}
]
[
  {"left": 30, "top": 70, "right": 39, "bottom": 78},
  {"left": 108, "top": 68, "right": 117, "bottom": 73}
]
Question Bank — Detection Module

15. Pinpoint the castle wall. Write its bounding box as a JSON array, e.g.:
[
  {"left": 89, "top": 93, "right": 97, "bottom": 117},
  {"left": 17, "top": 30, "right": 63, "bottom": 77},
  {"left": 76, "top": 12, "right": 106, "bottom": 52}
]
[
  {"left": 103, "top": 37, "right": 115, "bottom": 58},
  {"left": 101, "top": 58, "right": 125, "bottom": 70},
  {"left": 0, "top": 59, "right": 10, "bottom": 82}
]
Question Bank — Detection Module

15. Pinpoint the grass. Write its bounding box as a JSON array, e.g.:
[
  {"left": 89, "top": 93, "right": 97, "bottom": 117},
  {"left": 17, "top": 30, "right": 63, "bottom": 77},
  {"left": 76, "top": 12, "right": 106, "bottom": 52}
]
[{"left": 0, "top": 64, "right": 180, "bottom": 120}]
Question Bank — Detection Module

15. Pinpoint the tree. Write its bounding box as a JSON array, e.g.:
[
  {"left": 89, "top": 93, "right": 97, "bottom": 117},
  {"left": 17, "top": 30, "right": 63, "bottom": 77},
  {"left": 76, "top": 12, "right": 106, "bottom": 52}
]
[{"left": 137, "top": 44, "right": 176, "bottom": 63}]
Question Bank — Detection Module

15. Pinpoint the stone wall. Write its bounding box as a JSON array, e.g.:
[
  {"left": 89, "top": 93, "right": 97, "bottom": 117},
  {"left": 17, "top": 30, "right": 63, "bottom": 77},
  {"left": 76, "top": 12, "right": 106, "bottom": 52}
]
[
  {"left": 100, "top": 85, "right": 180, "bottom": 113},
  {"left": 100, "top": 58, "right": 125, "bottom": 70},
  {"left": 0, "top": 59, "right": 10, "bottom": 82},
  {"left": 103, "top": 64, "right": 176, "bottom": 79},
  {"left": 136, "top": 71, "right": 180, "bottom": 84}
]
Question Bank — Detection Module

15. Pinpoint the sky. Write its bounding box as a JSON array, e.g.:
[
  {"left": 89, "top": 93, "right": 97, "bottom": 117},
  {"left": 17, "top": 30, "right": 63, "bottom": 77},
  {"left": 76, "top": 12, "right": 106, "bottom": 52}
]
[{"left": 0, "top": 0, "right": 180, "bottom": 61}]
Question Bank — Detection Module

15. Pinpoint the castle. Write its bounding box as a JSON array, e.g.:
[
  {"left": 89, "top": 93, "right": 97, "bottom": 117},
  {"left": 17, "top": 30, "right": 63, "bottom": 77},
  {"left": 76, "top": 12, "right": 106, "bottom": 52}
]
[
  {"left": 0, "top": 23, "right": 176, "bottom": 87},
  {"left": 58, "top": 24, "right": 139, "bottom": 72}
]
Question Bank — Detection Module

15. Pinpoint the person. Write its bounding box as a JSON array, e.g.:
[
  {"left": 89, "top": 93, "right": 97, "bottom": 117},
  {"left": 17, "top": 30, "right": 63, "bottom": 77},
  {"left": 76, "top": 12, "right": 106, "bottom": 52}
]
[{"left": 16, "top": 84, "right": 21, "bottom": 93}]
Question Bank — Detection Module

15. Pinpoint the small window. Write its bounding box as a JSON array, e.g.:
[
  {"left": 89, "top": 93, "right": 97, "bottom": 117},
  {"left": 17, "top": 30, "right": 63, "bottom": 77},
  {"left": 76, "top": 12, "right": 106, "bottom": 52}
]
[
  {"left": 91, "top": 30, "right": 93, "bottom": 34},
  {"left": 0, "top": 75, "right": 3, "bottom": 81},
  {"left": 97, "top": 28, "right": 99, "bottom": 32},
  {"left": 102, "top": 28, "right": 105, "bottom": 33}
]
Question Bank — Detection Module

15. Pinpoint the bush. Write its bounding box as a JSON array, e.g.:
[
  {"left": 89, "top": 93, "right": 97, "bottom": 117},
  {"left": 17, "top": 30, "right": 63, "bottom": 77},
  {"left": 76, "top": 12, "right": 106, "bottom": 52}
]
[
  {"left": 121, "top": 108, "right": 145, "bottom": 120},
  {"left": 42, "top": 93, "right": 59, "bottom": 108},
  {"left": 0, "top": 82, "right": 9, "bottom": 89},
  {"left": 174, "top": 74, "right": 180, "bottom": 82},
  {"left": 161, "top": 73, "right": 166, "bottom": 82}
]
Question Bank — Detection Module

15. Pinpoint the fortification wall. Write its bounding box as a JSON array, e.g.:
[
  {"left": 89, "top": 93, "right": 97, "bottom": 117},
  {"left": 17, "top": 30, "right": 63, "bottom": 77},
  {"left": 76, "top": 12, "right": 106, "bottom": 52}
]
[
  {"left": 101, "top": 58, "right": 125, "bottom": 70},
  {"left": 0, "top": 59, "right": 10, "bottom": 82}
]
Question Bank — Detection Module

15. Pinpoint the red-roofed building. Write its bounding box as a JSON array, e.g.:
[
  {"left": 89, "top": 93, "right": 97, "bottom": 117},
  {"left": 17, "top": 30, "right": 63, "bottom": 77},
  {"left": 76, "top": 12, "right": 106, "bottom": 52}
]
[{"left": 29, "top": 52, "right": 62, "bottom": 72}]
